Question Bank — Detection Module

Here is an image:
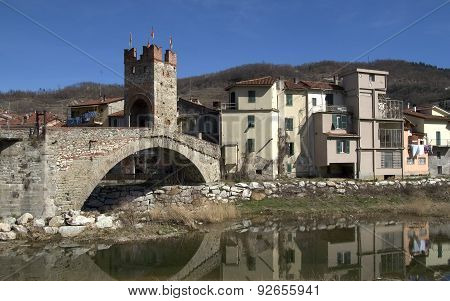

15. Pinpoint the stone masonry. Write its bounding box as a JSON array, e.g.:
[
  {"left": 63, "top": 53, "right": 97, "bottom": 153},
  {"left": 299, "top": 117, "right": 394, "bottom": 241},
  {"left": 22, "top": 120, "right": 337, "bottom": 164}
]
[{"left": 0, "top": 127, "right": 221, "bottom": 218}]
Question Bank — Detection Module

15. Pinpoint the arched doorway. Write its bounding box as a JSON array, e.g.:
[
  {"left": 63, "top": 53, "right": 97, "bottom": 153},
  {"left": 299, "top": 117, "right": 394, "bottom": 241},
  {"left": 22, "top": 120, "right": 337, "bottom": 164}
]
[{"left": 130, "top": 99, "right": 153, "bottom": 127}]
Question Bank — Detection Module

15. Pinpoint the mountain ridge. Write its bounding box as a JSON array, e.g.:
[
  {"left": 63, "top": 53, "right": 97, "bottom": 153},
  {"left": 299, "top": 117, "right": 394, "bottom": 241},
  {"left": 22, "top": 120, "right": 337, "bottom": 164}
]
[{"left": 1, "top": 59, "right": 449, "bottom": 116}]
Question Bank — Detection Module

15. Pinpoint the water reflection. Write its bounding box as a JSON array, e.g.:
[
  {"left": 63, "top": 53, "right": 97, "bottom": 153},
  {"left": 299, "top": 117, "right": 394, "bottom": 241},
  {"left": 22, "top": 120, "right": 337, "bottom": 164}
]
[{"left": 0, "top": 222, "right": 449, "bottom": 281}]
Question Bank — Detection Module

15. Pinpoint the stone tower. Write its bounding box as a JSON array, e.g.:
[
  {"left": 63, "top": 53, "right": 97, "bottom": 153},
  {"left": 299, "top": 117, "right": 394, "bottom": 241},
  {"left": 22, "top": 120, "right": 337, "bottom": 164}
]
[{"left": 124, "top": 44, "right": 177, "bottom": 130}]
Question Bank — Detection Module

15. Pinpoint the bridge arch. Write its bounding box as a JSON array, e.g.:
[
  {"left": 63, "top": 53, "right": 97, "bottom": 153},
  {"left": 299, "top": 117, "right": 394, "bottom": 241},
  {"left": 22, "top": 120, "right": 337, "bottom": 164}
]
[{"left": 48, "top": 128, "right": 221, "bottom": 212}]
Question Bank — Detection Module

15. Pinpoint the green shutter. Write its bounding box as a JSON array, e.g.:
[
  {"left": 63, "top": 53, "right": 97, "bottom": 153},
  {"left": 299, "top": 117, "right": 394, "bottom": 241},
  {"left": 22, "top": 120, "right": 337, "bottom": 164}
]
[
  {"left": 344, "top": 140, "right": 350, "bottom": 153},
  {"left": 336, "top": 140, "right": 341, "bottom": 153},
  {"left": 341, "top": 115, "right": 348, "bottom": 129},
  {"left": 332, "top": 114, "right": 338, "bottom": 129}
]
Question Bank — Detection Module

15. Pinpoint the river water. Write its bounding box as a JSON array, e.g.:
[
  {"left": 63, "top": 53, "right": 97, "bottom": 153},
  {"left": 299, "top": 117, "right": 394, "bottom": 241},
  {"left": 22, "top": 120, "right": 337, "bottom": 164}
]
[{"left": 1, "top": 221, "right": 449, "bottom": 281}]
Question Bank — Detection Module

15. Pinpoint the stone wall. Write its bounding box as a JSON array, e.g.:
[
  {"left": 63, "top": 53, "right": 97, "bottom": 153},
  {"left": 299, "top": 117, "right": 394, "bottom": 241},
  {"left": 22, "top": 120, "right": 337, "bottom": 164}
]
[
  {"left": 84, "top": 177, "right": 450, "bottom": 212},
  {"left": 0, "top": 130, "right": 48, "bottom": 217},
  {"left": 428, "top": 147, "right": 450, "bottom": 176}
]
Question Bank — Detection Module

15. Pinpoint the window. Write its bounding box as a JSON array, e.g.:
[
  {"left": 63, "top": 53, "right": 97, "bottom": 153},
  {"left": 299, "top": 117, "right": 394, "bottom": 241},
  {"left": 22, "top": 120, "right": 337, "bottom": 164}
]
[
  {"left": 336, "top": 140, "right": 350, "bottom": 154},
  {"left": 286, "top": 94, "right": 293, "bottom": 106},
  {"left": 332, "top": 114, "right": 348, "bottom": 130},
  {"left": 286, "top": 163, "right": 292, "bottom": 173},
  {"left": 337, "top": 252, "right": 343, "bottom": 265},
  {"left": 325, "top": 94, "right": 334, "bottom": 106},
  {"left": 418, "top": 158, "right": 426, "bottom": 165},
  {"left": 344, "top": 252, "right": 351, "bottom": 265},
  {"left": 312, "top": 97, "right": 317, "bottom": 106},
  {"left": 285, "top": 118, "right": 294, "bottom": 131},
  {"left": 436, "top": 131, "right": 441, "bottom": 146},
  {"left": 438, "top": 166, "right": 443, "bottom": 175},
  {"left": 256, "top": 169, "right": 263, "bottom": 175},
  {"left": 288, "top": 142, "right": 295, "bottom": 156},
  {"left": 246, "top": 139, "right": 255, "bottom": 153},
  {"left": 286, "top": 249, "right": 295, "bottom": 263},
  {"left": 437, "top": 151, "right": 441, "bottom": 159},
  {"left": 248, "top": 90, "right": 256, "bottom": 103},
  {"left": 380, "top": 151, "right": 402, "bottom": 169},
  {"left": 247, "top": 115, "right": 255, "bottom": 128},
  {"left": 369, "top": 74, "right": 375, "bottom": 82},
  {"left": 132, "top": 66, "right": 136, "bottom": 74},
  {"left": 407, "top": 158, "right": 414, "bottom": 165}
]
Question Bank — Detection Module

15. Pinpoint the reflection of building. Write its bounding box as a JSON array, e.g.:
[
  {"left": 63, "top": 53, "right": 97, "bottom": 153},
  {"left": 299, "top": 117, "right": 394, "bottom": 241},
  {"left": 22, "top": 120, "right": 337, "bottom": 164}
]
[
  {"left": 222, "top": 231, "right": 280, "bottom": 281},
  {"left": 219, "top": 222, "right": 448, "bottom": 281},
  {"left": 359, "top": 224, "right": 405, "bottom": 280}
]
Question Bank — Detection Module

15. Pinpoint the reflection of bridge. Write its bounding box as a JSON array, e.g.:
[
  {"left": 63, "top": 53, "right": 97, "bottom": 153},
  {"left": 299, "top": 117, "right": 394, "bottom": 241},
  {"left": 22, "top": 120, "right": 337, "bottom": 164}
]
[
  {"left": 170, "top": 231, "right": 222, "bottom": 281},
  {"left": 0, "top": 128, "right": 221, "bottom": 217},
  {"left": 0, "top": 231, "right": 222, "bottom": 281}
]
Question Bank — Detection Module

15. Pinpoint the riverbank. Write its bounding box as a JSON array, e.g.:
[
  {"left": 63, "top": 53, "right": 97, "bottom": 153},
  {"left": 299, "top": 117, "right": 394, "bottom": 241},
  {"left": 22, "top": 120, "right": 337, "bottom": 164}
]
[{"left": 1, "top": 177, "right": 449, "bottom": 246}]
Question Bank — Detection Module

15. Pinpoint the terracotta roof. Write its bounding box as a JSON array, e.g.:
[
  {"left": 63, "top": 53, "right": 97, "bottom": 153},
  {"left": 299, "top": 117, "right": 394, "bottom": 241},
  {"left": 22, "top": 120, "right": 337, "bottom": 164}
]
[
  {"left": 108, "top": 110, "right": 124, "bottom": 117},
  {"left": 0, "top": 111, "right": 62, "bottom": 127},
  {"left": 404, "top": 109, "right": 450, "bottom": 121},
  {"left": 299, "top": 80, "right": 344, "bottom": 90},
  {"left": 284, "top": 80, "right": 309, "bottom": 90},
  {"left": 225, "top": 76, "right": 276, "bottom": 90},
  {"left": 69, "top": 97, "right": 123, "bottom": 108}
]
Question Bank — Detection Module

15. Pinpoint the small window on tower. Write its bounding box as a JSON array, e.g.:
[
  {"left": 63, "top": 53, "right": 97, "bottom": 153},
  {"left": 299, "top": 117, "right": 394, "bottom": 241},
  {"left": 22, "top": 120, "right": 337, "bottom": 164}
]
[
  {"left": 369, "top": 74, "right": 375, "bottom": 82},
  {"left": 132, "top": 66, "right": 136, "bottom": 74}
]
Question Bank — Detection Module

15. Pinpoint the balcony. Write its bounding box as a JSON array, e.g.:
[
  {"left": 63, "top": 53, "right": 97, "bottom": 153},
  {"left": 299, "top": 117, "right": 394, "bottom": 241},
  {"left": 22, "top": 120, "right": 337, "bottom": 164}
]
[
  {"left": 67, "top": 111, "right": 102, "bottom": 126},
  {"left": 221, "top": 103, "right": 237, "bottom": 110},
  {"left": 379, "top": 128, "right": 402, "bottom": 148},
  {"left": 377, "top": 98, "right": 403, "bottom": 120},
  {"left": 427, "top": 139, "right": 450, "bottom": 147},
  {"left": 326, "top": 105, "right": 348, "bottom": 113}
]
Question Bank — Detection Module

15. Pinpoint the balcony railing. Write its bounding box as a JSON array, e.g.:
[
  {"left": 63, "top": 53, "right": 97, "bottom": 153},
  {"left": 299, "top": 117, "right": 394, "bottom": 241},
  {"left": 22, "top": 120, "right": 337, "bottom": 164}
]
[
  {"left": 221, "top": 103, "right": 237, "bottom": 110},
  {"left": 379, "top": 128, "right": 402, "bottom": 148},
  {"left": 427, "top": 139, "right": 450, "bottom": 147},
  {"left": 326, "top": 105, "right": 348, "bottom": 113},
  {"left": 377, "top": 99, "right": 403, "bottom": 119}
]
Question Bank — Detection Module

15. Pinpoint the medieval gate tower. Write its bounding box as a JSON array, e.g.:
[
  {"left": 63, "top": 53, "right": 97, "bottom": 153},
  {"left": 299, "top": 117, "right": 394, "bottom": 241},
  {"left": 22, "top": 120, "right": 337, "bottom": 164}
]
[{"left": 123, "top": 43, "right": 177, "bottom": 130}]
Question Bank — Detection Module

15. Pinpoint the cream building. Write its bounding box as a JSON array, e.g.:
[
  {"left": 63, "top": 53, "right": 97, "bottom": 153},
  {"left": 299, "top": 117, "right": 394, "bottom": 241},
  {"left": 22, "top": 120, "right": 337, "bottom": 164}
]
[{"left": 221, "top": 77, "right": 307, "bottom": 179}]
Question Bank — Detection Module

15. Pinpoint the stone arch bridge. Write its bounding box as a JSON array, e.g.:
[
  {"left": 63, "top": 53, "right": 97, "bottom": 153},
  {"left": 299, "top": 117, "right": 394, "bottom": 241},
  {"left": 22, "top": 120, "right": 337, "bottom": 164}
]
[{"left": 0, "top": 128, "right": 221, "bottom": 217}]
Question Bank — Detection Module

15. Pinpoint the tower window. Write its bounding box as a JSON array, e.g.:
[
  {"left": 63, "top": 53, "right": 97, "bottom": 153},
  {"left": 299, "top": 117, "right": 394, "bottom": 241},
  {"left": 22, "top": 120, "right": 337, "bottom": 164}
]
[
  {"left": 369, "top": 74, "right": 375, "bottom": 82},
  {"left": 288, "top": 142, "right": 295, "bottom": 156},
  {"left": 312, "top": 98, "right": 317, "bottom": 106},
  {"left": 132, "top": 66, "right": 136, "bottom": 74}
]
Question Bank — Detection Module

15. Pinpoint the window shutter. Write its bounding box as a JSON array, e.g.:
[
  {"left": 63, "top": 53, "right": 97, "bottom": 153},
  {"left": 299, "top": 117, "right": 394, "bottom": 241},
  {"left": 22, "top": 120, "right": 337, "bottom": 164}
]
[
  {"left": 336, "top": 140, "right": 341, "bottom": 153},
  {"left": 332, "top": 114, "right": 337, "bottom": 129},
  {"left": 342, "top": 115, "right": 348, "bottom": 129},
  {"left": 344, "top": 140, "right": 350, "bottom": 153}
]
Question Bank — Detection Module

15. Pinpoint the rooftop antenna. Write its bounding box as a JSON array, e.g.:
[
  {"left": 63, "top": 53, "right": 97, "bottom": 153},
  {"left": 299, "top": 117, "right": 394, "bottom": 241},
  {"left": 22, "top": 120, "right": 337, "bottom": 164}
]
[
  {"left": 151, "top": 27, "right": 155, "bottom": 42},
  {"left": 129, "top": 32, "right": 133, "bottom": 49},
  {"left": 169, "top": 35, "right": 173, "bottom": 50}
]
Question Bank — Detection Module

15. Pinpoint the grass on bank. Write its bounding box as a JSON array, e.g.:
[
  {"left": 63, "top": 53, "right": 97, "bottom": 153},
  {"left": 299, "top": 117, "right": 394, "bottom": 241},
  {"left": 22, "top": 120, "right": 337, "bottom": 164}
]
[{"left": 238, "top": 185, "right": 450, "bottom": 219}]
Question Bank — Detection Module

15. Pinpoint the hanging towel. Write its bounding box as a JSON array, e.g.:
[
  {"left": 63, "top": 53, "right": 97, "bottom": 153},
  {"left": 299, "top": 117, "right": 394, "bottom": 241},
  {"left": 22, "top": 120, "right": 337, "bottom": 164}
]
[
  {"left": 411, "top": 145, "right": 419, "bottom": 157},
  {"left": 418, "top": 145, "right": 425, "bottom": 156}
]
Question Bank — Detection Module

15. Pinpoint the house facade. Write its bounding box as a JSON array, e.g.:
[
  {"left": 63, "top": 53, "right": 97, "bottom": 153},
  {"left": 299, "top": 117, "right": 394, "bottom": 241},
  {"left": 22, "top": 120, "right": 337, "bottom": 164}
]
[
  {"left": 221, "top": 69, "right": 405, "bottom": 180},
  {"left": 403, "top": 118, "right": 429, "bottom": 176},
  {"left": 221, "top": 77, "right": 307, "bottom": 179},
  {"left": 404, "top": 105, "right": 450, "bottom": 175},
  {"left": 67, "top": 97, "right": 124, "bottom": 127}
]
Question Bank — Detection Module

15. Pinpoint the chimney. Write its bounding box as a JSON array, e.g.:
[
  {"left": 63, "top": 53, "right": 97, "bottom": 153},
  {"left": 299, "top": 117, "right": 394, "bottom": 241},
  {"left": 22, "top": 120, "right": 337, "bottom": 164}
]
[
  {"left": 333, "top": 75, "right": 339, "bottom": 85},
  {"left": 413, "top": 104, "right": 417, "bottom": 112},
  {"left": 407, "top": 102, "right": 410, "bottom": 109}
]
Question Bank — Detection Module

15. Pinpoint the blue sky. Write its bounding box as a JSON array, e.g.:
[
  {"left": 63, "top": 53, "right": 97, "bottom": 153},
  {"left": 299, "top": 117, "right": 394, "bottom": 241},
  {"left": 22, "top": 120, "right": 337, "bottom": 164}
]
[{"left": 0, "top": 0, "right": 449, "bottom": 91}]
